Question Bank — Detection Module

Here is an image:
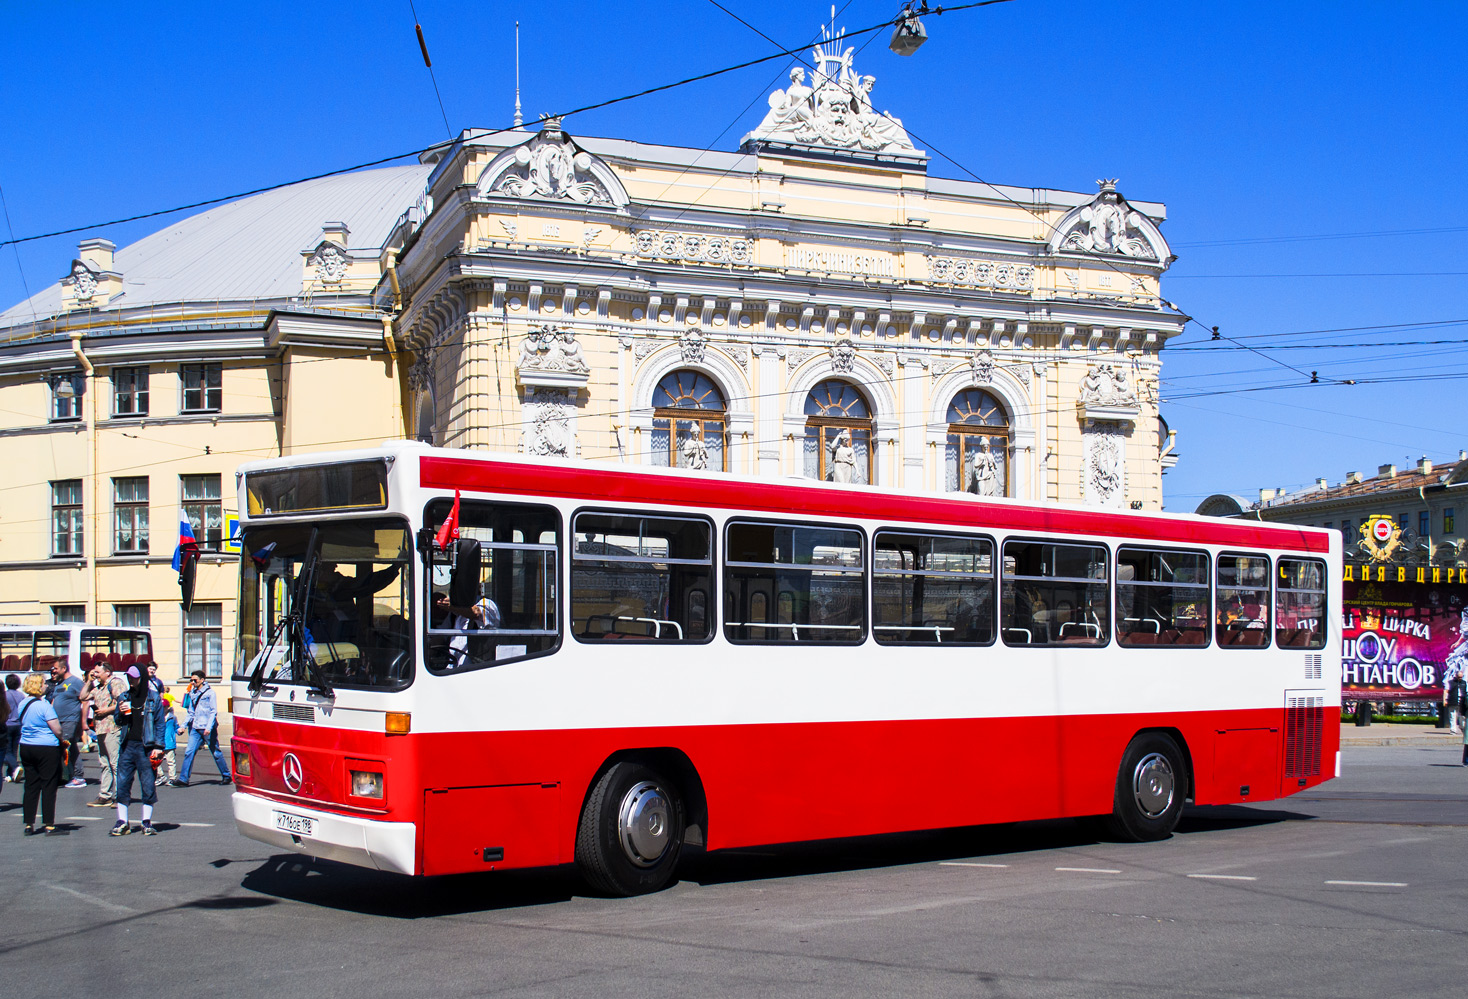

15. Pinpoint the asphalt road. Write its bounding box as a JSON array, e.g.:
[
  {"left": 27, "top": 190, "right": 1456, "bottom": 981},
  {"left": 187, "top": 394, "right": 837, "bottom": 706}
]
[{"left": 5, "top": 741, "right": 1467, "bottom": 999}]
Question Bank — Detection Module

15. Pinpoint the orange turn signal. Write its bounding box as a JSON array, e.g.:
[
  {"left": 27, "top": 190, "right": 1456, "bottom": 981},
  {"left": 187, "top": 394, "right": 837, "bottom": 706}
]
[{"left": 385, "top": 711, "right": 411, "bottom": 735}]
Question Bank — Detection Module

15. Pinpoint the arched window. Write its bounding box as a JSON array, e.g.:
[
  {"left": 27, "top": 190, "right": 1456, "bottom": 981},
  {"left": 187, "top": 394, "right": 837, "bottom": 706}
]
[
  {"left": 804, "top": 379, "right": 873, "bottom": 483},
  {"left": 945, "top": 389, "right": 1009, "bottom": 495},
  {"left": 652, "top": 370, "right": 727, "bottom": 470}
]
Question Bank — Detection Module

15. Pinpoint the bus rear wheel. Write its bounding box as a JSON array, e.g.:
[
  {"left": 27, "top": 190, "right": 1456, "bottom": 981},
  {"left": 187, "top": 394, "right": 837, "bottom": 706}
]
[
  {"left": 1104, "top": 733, "right": 1186, "bottom": 842},
  {"left": 575, "top": 761, "right": 685, "bottom": 896}
]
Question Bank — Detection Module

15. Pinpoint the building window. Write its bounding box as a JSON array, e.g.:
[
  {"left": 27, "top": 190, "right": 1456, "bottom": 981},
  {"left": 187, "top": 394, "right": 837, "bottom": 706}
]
[
  {"left": 113, "top": 477, "right": 149, "bottom": 554},
  {"left": 183, "top": 603, "right": 223, "bottom": 677},
  {"left": 52, "top": 605, "right": 85, "bottom": 625},
  {"left": 803, "top": 380, "right": 873, "bottom": 483},
  {"left": 650, "top": 371, "right": 727, "bottom": 471},
  {"left": 113, "top": 367, "right": 149, "bottom": 416},
  {"left": 1420, "top": 511, "right": 1430, "bottom": 538},
  {"left": 1446, "top": 508, "right": 1456, "bottom": 535},
  {"left": 114, "top": 604, "right": 150, "bottom": 629},
  {"left": 181, "top": 475, "right": 223, "bottom": 546},
  {"left": 50, "top": 376, "right": 82, "bottom": 422},
  {"left": 1341, "top": 520, "right": 1352, "bottom": 542},
  {"left": 1323, "top": 522, "right": 1333, "bottom": 530},
  {"left": 181, "top": 363, "right": 222, "bottom": 413},
  {"left": 944, "top": 388, "right": 1009, "bottom": 495},
  {"left": 51, "top": 479, "right": 83, "bottom": 556}
]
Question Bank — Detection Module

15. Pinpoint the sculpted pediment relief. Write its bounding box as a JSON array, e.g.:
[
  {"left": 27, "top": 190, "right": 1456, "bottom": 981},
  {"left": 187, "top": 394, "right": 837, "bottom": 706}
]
[
  {"left": 479, "top": 119, "right": 629, "bottom": 210},
  {"left": 741, "top": 26, "right": 920, "bottom": 157},
  {"left": 1049, "top": 180, "right": 1171, "bottom": 264}
]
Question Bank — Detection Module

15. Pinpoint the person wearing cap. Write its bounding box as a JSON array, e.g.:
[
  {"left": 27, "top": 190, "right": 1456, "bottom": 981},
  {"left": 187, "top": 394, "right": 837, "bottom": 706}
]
[{"left": 110, "top": 665, "right": 163, "bottom": 836}]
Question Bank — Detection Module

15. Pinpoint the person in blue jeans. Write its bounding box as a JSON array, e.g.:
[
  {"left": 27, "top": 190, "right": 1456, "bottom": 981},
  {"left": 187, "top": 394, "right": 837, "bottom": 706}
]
[
  {"left": 2, "top": 673, "right": 22, "bottom": 781},
  {"left": 176, "top": 671, "right": 231, "bottom": 786},
  {"left": 110, "top": 666, "right": 163, "bottom": 836}
]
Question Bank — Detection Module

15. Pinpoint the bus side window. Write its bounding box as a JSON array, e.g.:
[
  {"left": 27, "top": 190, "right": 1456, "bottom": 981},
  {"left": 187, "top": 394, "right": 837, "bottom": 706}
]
[
  {"left": 1001, "top": 539, "right": 1109, "bottom": 648},
  {"left": 570, "top": 511, "right": 713, "bottom": 643},
  {"left": 1276, "top": 558, "right": 1326, "bottom": 649},
  {"left": 424, "top": 498, "right": 561, "bottom": 673},
  {"left": 873, "top": 530, "right": 994, "bottom": 646},
  {"left": 1216, "top": 553, "right": 1270, "bottom": 648},
  {"left": 1116, "top": 547, "right": 1210, "bottom": 648},
  {"left": 724, "top": 519, "right": 865, "bottom": 645}
]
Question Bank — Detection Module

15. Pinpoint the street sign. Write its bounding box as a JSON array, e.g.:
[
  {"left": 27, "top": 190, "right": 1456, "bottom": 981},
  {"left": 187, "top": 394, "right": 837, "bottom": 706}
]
[{"left": 223, "top": 514, "right": 242, "bottom": 553}]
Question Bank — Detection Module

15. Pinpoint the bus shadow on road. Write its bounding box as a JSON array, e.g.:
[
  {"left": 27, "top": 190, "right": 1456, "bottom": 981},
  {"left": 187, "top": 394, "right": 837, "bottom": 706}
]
[
  {"left": 240, "top": 854, "right": 583, "bottom": 917},
  {"left": 238, "top": 808, "right": 1315, "bottom": 915},
  {"left": 1176, "top": 804, "right": 1315, "bottom": 832},
  {"left": 683, "top": 820, "right": 1110, "bottom": 886}
]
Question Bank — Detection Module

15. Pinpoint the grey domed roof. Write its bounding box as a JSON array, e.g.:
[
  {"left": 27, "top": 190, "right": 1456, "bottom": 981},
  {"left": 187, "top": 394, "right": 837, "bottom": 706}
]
[{"left": 0, "top": 163, "right": 433, "bottom": 329}]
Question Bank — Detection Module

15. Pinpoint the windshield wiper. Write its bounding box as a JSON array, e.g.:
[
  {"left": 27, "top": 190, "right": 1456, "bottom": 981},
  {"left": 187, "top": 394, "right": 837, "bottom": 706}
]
[{"left": 290, "top": 528, "right": 335, "bottom": 699}]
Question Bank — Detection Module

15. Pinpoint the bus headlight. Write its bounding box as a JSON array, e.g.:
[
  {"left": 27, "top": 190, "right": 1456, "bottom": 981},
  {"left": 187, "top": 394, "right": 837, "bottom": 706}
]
[
  {"left": 350, "top": 770, "right": 384, "bottom": 799},
  {"left": 233, "top": 751, "right": 251, "bottom": 777}
]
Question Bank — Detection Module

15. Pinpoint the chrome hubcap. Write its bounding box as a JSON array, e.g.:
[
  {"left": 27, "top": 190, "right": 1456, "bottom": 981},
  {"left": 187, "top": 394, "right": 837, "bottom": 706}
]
[
  {"left": 1132, "top": 752, "right": 1175, "bottom": 818},
  {"left": 617, "top": 781, "right": 672, "bottom": 867}
]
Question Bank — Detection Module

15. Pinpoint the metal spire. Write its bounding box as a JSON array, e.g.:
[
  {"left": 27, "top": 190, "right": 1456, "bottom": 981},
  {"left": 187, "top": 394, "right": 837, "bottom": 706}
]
[{"left": 513, "top": 21, "right": 523, "bottom": 128}]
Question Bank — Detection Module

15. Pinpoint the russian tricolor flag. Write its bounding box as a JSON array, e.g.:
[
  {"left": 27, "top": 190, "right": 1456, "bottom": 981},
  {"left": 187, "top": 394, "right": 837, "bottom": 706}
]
[{"left": 172, "top": 519, "right": 199, "bottom": 571}]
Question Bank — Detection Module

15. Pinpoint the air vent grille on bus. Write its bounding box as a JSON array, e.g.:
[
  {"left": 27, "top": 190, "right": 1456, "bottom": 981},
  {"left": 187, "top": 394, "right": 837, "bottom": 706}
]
[
  {"left": 1305, "top": 654, "right": 1323, "bottom": 680},
  {"left": 272, "top": 703, "right": 315, "bottom": 723},
  {"left": 1284, "top": 694, "right": 1324, "bottom": 778}
]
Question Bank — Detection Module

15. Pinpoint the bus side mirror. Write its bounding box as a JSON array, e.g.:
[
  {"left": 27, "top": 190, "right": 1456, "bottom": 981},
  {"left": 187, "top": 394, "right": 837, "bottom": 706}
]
[{"left": 449, "top": 538, "right": 482, "bottom": 608}]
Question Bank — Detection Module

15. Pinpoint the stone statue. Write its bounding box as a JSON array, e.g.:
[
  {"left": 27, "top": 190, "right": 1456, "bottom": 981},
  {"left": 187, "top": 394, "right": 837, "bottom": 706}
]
[
  {"left": 970, "top": 437, "right": 1000, "bottom": 497},
  {"left": 681, "top": 435, "right": 710, "bottom": 471},
  {"left": 517, "top": 326, "right": 590, "bottom": 374},
  {"left": 1078, "top": 363, "right": 1138, "bottom": 409},
  {"left": 741, "top": 29, "right": 917, "bottom": 154},
  {"left": 829, "top": 429, "right": 857, "bottom": 484}
]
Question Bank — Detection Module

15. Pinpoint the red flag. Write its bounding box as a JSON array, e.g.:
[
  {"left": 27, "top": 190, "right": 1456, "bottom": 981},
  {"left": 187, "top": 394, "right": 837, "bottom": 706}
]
[{"left": 434, "top": 490, "right": 461, "bottom": 549}]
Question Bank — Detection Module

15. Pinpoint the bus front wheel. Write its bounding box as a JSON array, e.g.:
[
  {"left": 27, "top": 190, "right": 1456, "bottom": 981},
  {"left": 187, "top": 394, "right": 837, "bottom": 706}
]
[
  {"left": 1104, "top": 733, "right": 1186, "bottom": 842},
  {"left": 575, "top": 761, "right": 685, "bottom": 896}
]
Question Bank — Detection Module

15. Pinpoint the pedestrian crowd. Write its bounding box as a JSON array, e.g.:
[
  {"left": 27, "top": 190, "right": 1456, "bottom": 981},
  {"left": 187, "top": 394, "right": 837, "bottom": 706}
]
[{"left": 2, "top": 664, "right": 232, "bottom": 836}]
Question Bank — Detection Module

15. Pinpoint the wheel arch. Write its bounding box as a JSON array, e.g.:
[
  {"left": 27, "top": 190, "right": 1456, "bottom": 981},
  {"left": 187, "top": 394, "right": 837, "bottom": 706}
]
[{"left": 582, "top": 747, "right": 709, "bottom": 848}]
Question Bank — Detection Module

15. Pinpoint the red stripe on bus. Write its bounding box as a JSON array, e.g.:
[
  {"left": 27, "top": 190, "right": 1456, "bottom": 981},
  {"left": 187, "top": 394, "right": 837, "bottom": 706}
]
[{"left": 419, "top": 456, "right": 1329, "bottom": 554}]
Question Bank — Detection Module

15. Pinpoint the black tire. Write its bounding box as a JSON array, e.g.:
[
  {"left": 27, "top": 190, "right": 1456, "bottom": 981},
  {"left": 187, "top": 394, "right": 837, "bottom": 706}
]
[
  {"left": 1103, "top": 732, "right": 1186, "bottom": 842},
  {"left": 575, "top": 761, "right": 684, "bottom": 896}
]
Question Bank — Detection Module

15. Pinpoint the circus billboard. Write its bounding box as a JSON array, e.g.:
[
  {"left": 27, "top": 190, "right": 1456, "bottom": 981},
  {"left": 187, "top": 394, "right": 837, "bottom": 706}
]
[{"left": 1342, "top": 567, "right": 1468, "bottom": 703}]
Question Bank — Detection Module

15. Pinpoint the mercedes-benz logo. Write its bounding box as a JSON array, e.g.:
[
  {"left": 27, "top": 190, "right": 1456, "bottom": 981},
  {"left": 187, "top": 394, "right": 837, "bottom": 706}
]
[{"left": 282, "top": 752, "right": 303, "bottom": 793}]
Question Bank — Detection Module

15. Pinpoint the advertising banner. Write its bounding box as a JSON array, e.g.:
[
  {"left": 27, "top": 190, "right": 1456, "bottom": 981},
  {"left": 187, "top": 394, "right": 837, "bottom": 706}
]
[{"left": 1343, "top": 568, "right": 1468, "bottom": 702}]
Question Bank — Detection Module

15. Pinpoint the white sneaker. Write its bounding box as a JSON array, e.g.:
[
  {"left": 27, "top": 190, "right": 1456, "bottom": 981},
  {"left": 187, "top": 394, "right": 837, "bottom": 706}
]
[{"left": 65, "top": 778, "right": 88, "bottom": 789}]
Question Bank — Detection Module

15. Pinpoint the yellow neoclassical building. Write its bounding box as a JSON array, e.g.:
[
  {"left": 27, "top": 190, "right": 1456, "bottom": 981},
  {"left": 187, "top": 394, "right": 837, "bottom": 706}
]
[{"left": 0, "top": 40, "right": 1183, "bottom": 678}]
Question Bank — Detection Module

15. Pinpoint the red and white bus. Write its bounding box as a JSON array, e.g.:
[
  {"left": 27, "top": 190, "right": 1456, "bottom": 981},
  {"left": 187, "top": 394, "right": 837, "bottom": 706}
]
[{"left": 226, "top": 441, "right": 1339, "bottom": 895}]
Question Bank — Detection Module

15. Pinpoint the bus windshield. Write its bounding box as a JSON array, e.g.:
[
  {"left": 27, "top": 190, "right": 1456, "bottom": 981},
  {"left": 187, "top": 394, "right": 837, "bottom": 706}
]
[{"left": 236, "top": 518, "right": 414, "bottom": 690}]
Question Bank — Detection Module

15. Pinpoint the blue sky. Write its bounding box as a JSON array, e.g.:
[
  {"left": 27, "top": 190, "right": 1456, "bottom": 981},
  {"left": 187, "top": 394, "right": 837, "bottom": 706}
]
[{"left": 2, "top": 1, "right": 1464, "bottom": 508}]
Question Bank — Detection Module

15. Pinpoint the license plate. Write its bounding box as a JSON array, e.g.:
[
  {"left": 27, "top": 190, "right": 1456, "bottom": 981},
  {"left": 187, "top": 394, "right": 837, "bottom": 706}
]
[{"left": 274, "top": 811, "right": 315, "bottom": 837}]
